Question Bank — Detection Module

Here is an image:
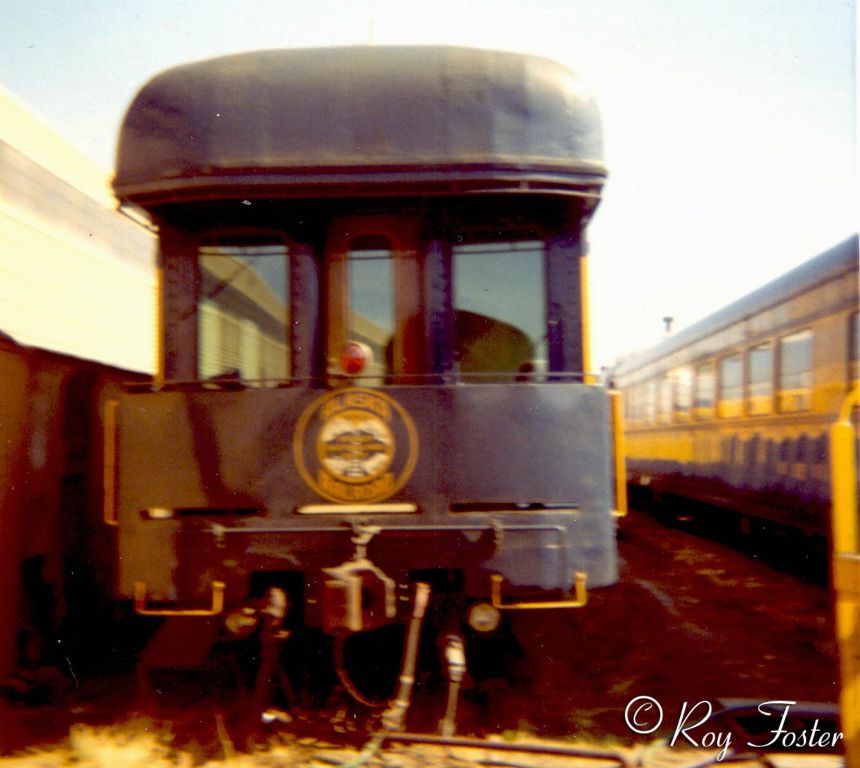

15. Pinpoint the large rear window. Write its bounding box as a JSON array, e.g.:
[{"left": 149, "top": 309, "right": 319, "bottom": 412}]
[
  {"left": 452, "top": 240, "right": 546, "bottom": 378},
  {"left": 197, "top": 238, "right": 290, "bottom": 383}
]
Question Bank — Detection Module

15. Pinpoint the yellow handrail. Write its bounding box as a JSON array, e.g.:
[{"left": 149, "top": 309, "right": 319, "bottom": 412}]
[
  {"left": 829, "top": 385, "right": 859, "bottom": 767},
  {"left": 831, "top": 386, "right": 859, "bottom": 554},
  {"left": 609, "top": 390, "right": 628, "bottom": 518},
  {"left": 102, "top": 399, "right": 119, "bottom": 526},
  {"left": 134, "top": 580, "right": 226, "bottom": 617},
  {"left": 490, "top": 571, "right": 587, "bottom": 610}
]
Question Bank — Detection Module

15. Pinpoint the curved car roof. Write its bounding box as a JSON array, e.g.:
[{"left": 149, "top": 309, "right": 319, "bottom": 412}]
[
  {"left": 113, "top": 46, "right": 605, "bottom": 206},
  {"left": 614, "top": 234, "right": 859, "bottom": 379}
]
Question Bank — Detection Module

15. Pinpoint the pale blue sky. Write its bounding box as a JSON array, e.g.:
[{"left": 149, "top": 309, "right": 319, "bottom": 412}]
[{"left": 1, "top": 0, "right": 856, "bottom": 367}]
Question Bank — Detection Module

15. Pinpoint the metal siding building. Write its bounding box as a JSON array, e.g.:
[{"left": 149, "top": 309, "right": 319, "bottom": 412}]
[
  {"left": 0, "top": 87, "right": 156, "bottom": 678},
  {"left": 0, "top": 85, "right": 156, "bottom": 373}
]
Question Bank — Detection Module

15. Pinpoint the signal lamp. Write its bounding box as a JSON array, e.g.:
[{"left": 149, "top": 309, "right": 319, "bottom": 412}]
[{"left": 340, "top": 341, "right": 372, "bottom": 375}]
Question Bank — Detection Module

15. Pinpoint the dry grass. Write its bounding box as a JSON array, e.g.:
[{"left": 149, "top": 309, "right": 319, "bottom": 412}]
[
  {"left": 0, "top": 721, "right": 644, "bottom": 768},
  {"left": 0, "top": 721, "right": 337, "bottom": 768}
]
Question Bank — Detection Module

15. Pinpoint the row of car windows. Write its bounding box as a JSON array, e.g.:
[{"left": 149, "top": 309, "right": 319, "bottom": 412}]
[
  {"left": 194, "top": 236, "right": 549, "bottom": 382},
  {"left": 624, "top": 313, "right": 859, "bottom": 425}
]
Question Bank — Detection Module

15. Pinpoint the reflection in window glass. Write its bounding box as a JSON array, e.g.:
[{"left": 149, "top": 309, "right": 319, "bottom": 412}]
[
  {"left": 718, "top": 354, "right": 743, "bottom": 418},
  {"left": 347, "top": 246, "right": 394, "bottom": 380},
  {"left": 453, "top": 241, "right": 546, "bottom": 377},
  {"left": 779, "top": 330, "right": 812, "bottom": 411},
  {"left": 695, "top": 362, "right": 716, "bottom": 418},
  {"left": 747, "top": 343, "right": 773, "bottom": 415},
  {"left": 198, "top": 240, "right": 289, "bottom": 382}
]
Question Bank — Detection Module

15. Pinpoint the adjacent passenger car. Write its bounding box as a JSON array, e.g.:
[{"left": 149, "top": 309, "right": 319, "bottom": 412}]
[{"left": 614, "top": 235, "right": 858, "bottom": 539}]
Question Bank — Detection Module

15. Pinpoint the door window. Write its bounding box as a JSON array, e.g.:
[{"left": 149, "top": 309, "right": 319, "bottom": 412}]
[
  {"left": 326, "top": 220, "right": 421, "bottom": 384},
  {"left": 346, "top": 240, "right": 395, "bottom": 382}
]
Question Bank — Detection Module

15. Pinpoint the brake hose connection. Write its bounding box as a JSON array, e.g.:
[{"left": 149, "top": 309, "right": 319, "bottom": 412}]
[
  {"left": 438, "top": 634, "right": 466, "bottom": 737},
  {"left": 381, "top": 582, "right": 432, "bottom": 733}
]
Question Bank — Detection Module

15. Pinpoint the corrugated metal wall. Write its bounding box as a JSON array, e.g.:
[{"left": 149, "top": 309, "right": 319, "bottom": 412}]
[{"left": 0, "top": 87, "right": 156, "bottom": 373}]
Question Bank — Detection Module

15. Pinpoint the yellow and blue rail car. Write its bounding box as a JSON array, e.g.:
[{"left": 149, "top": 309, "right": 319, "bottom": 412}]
[{"left": 614, "top": 235, "right": 858, "bottom": 541}]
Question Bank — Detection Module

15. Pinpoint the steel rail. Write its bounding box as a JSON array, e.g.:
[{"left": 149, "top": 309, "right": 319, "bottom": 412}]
[{"left": 379, "top": 732, "right": 632, "bottom": 766}]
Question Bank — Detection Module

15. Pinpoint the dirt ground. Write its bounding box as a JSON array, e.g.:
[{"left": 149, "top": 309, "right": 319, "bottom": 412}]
[
  {"left": 0, "top": 509, "right": 842, "bottom": 766},
  {"left": 489, "top": 509, "right": 838, "bottom": 740}
]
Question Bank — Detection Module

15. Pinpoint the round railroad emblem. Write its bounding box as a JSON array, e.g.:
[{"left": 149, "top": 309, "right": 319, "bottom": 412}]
[{"left": 293, "top": 388, "right": 418, "bottom": 503}]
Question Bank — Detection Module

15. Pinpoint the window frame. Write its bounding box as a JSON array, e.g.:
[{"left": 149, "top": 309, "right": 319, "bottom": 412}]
[
  {"left": 325, "top": 216, "right": 422, "bottom": 382},
  {"left": 658, "top": 374, "right": 673, "bottom": 424},
  {"left": 693, "top": 360, "right": 716, "bottom": 420},
  {"left": 671, "top": 366, "right": 693, "bottom": 422},
  {"left": 717, "top": 352, "right": 743, "bottom": 419},
  {"left": 194, "top": 228, "right": 292, "bottom": 384},
  {"left": 450, "top": 237, "right": 550, "bottom": 381},
  {"left": 746, "top": 342, "right": 774, "bottom": 416},
  {"left": 777, "top": 328, "right": 813, "bottom": 412}
]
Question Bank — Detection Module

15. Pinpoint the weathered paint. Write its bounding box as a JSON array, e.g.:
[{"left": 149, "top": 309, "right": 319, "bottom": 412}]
[{"left": 114, "top": 383, "right": 617, "bottom": 610}]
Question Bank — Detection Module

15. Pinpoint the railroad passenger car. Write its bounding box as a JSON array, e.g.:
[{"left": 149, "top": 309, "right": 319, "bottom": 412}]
[
  {"left": 108, "top": 46, "right": 623, "bottom": 682},
  {"left": 0, "top": 335, "right": 141, "bottom": 682},
  {"left": 613, "top": 235, "right": 859, "bottom": 541},
  {"left": 0, "top": 95, "right": 155, "bottom": 686}
]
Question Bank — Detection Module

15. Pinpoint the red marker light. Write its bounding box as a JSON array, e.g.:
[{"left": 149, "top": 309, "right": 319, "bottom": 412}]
[{"left": 340, "top": 341, "right": 371, "bottom": 375}]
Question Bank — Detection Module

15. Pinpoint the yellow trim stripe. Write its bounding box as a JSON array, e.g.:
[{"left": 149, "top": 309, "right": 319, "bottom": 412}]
[
  {"left": 609, "top": 390, "right": 628, "bottom": 517},
  {"left": 297, "top": 503, "right": 417, "bottom": 515},
  {"left": 103, "top": 399, "right": 118, "bottom": 526},
  {"left": 580, "top": 254, "right": 594, "bottom": 384},
  {"left": 155, "top": 260, "right": 164, "bottom": 382}
]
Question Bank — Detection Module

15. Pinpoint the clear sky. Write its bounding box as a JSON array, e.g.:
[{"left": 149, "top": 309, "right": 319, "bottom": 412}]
[{"left": 1, "top": 0, "right": 856, "bottom": 368}]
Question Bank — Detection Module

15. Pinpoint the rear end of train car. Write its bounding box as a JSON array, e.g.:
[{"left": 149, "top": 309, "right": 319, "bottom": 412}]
[{"left": 106, "top": 47, "right": 623, "bottom": 656}]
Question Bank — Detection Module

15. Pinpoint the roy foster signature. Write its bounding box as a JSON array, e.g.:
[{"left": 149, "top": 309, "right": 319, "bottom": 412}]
[{"left": 625, "top": 696, "right": 843, "bottom": 762}]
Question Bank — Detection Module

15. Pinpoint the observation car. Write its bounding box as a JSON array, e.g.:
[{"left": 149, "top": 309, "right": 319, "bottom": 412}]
[
  {"left": 613, "top": 235, "right": 859, "bottom": 541},
  {"left": 108, "top": 47, "right": 622, "bottom": 673}
]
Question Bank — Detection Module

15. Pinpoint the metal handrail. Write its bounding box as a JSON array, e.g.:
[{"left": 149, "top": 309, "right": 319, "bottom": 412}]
[
  {"left": 829, "top": 385, "right": 859, "bottom": 767},
  {"left": 609, "top": 390, "right": 628, "bottom": 518},
  {"left": 490, "top": 571, "right": 587, "bottom": 610},
  {"left": 102, "top": 399, "right": 119, "bottom": 526},
  {"left": 133, "top": 580, "right": 226, "bottom": 617}
]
